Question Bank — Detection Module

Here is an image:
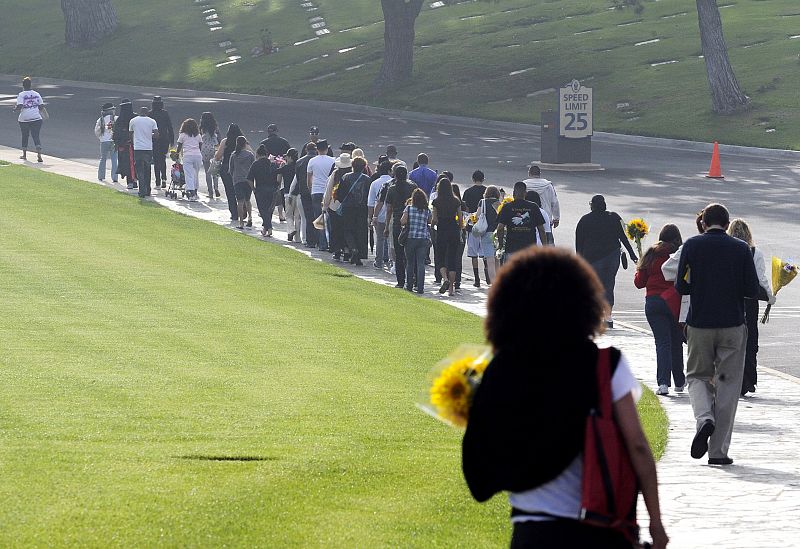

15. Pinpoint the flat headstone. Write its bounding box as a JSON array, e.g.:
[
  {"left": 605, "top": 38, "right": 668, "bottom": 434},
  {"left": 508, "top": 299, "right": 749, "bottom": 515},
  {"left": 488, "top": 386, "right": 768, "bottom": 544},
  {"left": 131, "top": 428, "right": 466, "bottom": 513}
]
[
  {"left": 650, "top": 60, "right": 678, "bottom": 66},
  {"left": 526, "top": 88, "right": 555, "bottom": 97},
  {"left": 338, "top": 45, "right": 360, "bottom": 53},
  {"left": 219, "top": 41, "right": 233, "bottom": 48},
  {"left": 310, "top": 72, "right": 336, "bottom": 82},
  {"left": 309, "top": 16, "right": 324, "bottom": 23},
  {"left": 315, "top": 28, "right": 330, "bottom": 36},
  {"left": 225, "top": 48, "right": 238, "bottom": 54},
  {"left": 311, "top": 22, "right": 327, "bottom": 29},
  {"left": 635, "top": 38, "right": 660, "bottom": 46},
  {"left": 430, "top": 1, "right": 446, "bottom": 8},
  {"left": 293, "top": 37, "right": 319, "bottom": 46},
  {"left": 339, "top": 25, "right": 363, "bottom": 33},
  {"left": 345, "top": 64, "right": 365, "bottom": 71},
  {"left": 509, "top": 67, "right": 534, "bottom": 76}
]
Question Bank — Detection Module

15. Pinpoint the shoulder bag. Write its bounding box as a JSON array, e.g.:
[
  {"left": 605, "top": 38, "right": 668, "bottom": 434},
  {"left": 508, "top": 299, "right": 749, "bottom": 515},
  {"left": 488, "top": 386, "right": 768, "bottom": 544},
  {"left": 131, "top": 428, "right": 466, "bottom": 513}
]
[
  {"left": 472, "top": 199, "right": 488, "bottom": 237},
  {"left": 39, "top": 104, "right": 50, "bottom": 121}
]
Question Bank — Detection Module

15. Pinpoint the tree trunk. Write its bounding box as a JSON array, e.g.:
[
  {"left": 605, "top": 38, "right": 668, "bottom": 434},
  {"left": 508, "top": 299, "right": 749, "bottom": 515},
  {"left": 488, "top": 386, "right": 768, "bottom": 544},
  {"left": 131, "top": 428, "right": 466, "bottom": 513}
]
[
  {"left": 374, "top": 0, "right": 425, "bottom": 93},
  {"left": 695, "top": 0, "right": 749, "bottom": 114},
  {"left": 61, "top": 0, "right": 118, "bottom": 48}
]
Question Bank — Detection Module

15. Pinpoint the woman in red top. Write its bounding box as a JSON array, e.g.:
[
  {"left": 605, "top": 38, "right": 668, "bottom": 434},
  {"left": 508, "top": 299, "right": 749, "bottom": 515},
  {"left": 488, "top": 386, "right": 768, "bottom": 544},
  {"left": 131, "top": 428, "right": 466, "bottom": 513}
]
[{"left": 634, "top": 224, "right": 685, "bottom": 396}]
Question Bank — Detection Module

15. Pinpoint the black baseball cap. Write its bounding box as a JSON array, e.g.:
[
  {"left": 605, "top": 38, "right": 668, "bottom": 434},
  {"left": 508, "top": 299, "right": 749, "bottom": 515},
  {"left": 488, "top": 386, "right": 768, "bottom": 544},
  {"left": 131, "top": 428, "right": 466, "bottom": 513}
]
[
  {"left": 339, "top": 142, "right": 356, "bottom": 152},
  {"left": 316, "top": 139, "right": 329, "bottom": 150},
  {"left": 309, "top": 126, "right": 319, "bottom": 135},
  {"left": 267, "top": 123, "right": 278, "bottom": 132}
]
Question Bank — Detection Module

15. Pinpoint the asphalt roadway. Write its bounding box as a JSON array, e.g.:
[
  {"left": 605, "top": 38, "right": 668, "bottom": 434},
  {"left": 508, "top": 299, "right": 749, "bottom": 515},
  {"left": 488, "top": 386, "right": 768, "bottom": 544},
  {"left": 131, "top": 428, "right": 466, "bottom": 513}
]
[{"left": 2, "top": 74, "right": 799, "bottom": 380}]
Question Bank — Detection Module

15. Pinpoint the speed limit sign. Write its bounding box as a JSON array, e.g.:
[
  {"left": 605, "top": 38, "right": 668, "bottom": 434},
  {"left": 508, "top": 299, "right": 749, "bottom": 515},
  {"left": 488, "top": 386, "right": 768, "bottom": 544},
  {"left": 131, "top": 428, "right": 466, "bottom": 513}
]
[{"left": 559, "top": 79, "right": 593, "bottom": 139}]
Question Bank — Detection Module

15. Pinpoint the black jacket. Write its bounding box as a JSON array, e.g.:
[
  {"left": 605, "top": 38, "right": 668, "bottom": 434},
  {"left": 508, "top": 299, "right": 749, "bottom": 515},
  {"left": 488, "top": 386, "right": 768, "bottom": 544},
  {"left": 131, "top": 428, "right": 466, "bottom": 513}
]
[
  {"left": 149, "top": 107, "right": 174, "bottom": 152},
  {"left": 576, "top": 210, "right": 637, "bottom": 263},
  {"left": 462, "top": 342, "right": 620, "bottom": 502}
]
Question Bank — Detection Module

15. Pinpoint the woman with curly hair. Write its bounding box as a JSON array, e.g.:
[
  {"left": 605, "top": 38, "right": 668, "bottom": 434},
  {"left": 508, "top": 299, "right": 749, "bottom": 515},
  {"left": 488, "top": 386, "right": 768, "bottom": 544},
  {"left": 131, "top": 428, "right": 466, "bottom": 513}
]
[
  {"left": 463, "top": 247, "right": 667, "bottom": 549},
  {"left": 176, "top": 118, "right": 203, "bottom": 201}
]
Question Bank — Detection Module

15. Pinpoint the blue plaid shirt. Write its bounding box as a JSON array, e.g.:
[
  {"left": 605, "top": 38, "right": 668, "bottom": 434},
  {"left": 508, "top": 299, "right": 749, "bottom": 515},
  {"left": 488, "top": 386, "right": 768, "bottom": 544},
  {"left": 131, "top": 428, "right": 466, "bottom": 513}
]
[{"left": 405, "top": 206, "right": 431, "bottom": 240}]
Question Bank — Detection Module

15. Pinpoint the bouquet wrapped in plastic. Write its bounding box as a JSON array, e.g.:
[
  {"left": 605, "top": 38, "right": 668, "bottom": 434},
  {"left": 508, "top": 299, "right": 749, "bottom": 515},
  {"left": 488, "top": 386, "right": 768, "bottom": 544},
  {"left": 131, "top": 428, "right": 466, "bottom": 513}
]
[
  {"left": 417, "top": 345, "right": 492, "bottom": 428},
  {"left": 761, "top": 257, "right": 797, "bottom": 323}
]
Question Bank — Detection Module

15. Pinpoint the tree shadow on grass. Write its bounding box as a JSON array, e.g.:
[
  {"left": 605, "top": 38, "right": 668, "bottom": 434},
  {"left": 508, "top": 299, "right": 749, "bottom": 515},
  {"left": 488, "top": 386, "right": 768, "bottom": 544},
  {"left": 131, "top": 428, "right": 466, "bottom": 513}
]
[{"left": 177, "top": 455, "right": 277, "bottom": 462}]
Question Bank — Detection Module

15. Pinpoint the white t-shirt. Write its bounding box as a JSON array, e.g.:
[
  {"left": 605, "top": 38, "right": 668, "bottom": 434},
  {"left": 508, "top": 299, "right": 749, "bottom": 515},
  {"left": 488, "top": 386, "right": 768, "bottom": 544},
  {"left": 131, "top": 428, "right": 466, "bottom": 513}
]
[
  {"left": 508, "top": 353, "right": 641, "bottom": 522},
  {"left": 535, "top": 208, "right": 552, "bottom": 245},
  {"left": 307, "top": 154, "right": 335, "bottom": 195},
  {"left": 178, "top": 133, "right": 202, "bottom": 158},
  {"left": 17, "top": 91, "right": 44, "bottom": 122},
  {"left": 129, "top": 116, "right": 158, "bottom": 151},
  {"left": 95, "top": 114, "right": 115, "bottom": 143},
  {"left": 368, "top": 175, "right": 392, "bottom": 223}
]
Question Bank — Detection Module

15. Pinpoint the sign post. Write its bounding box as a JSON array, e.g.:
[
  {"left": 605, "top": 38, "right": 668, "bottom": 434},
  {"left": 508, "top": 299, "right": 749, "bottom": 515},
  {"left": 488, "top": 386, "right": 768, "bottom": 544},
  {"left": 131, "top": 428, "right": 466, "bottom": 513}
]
[{"left": 539, "top": 79, "right": 600, "bottom": 169}]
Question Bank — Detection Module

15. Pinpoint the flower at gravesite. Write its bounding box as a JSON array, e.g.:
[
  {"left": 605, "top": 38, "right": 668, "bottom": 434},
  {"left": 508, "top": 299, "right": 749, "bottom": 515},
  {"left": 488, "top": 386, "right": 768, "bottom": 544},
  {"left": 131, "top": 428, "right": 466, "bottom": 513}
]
[
  {"left": 417, "top": 345, "right": 491, "bottom": 428},
  {"left": 625, "top": 218, "right": 650, "bottom": 257},
  {"left": 761, "top": 257, "right": 798, "bottom": 323},
  {"left": 496, "top": 196, "right": 514, "bottom": 215}
]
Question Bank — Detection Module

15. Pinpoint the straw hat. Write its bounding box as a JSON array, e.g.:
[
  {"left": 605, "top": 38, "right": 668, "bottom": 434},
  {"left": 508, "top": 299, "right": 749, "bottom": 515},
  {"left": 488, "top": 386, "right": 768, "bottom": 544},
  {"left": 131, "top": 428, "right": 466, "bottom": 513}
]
[{"left": 334, "top": 153, "right": 352, "bottom": 168}]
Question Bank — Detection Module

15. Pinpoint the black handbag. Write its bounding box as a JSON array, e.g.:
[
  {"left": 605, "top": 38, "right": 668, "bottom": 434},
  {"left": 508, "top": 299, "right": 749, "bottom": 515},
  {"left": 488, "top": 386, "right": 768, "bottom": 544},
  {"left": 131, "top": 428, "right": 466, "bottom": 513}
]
[
  {"left": 398, "top": 225, "right": 409, "bottom": 247},
  {"left": 620, "top": 251, "right": 629, "bottom": 270}
]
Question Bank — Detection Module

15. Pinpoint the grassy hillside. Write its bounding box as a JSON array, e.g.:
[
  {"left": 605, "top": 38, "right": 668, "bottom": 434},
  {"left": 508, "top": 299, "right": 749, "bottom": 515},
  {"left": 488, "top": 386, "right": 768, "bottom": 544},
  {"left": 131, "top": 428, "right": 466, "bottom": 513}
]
[{"left": 2, "top": 0, "right": 797, "bottom": 146}]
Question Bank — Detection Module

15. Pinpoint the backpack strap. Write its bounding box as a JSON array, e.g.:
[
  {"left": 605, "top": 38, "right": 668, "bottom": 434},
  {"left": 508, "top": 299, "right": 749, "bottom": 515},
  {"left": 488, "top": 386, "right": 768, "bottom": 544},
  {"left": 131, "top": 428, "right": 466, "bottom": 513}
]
[{"left": 595, "top": 348, "right": 613, "bottom": 419}]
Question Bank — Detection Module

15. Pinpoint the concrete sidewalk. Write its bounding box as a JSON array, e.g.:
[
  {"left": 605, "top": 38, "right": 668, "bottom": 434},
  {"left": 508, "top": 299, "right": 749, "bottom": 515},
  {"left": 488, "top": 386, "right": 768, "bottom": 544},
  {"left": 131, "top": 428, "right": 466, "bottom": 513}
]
[{"left": 3, "top": 147, "right": 799, "bottom": 548}]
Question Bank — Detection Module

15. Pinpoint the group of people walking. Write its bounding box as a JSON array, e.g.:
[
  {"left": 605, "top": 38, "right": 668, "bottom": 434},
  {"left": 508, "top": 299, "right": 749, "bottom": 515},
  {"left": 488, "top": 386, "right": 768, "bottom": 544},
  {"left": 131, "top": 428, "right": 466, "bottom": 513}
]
[{"left": 91, "top": 96, "right": 564, "bottom": 296}]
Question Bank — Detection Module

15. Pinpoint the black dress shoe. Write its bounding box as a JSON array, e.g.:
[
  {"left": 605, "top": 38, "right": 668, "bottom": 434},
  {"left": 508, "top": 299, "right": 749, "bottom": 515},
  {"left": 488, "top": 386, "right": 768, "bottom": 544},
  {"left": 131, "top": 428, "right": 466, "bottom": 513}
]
[
  {"left": 691, "top": 420, "right": 715, "bottom": 459},
  {"left": 708, "top": 457, "right": 733, "bottom": 465}
]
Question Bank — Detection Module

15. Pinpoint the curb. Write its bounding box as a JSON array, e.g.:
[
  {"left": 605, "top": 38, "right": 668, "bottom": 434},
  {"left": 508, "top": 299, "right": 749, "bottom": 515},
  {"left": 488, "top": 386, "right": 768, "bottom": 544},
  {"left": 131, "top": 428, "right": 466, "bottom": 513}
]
[{"left": 3, "top": 73, "right": 800, "bottom": 162}]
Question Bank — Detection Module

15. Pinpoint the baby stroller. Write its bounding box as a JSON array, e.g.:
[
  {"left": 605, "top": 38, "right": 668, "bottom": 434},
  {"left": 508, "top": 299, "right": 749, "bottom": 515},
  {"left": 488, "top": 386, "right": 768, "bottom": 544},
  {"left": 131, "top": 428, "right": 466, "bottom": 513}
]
[{"left": 166, "top": 161, "right": 185, "bottom": 199}]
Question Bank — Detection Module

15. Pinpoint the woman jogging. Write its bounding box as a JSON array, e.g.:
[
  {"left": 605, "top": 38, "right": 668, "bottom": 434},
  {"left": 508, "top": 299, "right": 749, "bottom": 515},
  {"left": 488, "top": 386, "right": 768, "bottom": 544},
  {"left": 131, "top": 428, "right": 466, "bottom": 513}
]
[{"left": 14, "top": 76, "right": 44, "bottom": 162}]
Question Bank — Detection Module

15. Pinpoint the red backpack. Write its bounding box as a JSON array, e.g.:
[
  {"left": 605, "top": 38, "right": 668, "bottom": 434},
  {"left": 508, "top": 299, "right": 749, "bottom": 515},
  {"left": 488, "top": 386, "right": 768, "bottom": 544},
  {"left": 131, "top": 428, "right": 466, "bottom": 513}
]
[{"left": 580, "top": 347, "right": 640, "bottom": 544}]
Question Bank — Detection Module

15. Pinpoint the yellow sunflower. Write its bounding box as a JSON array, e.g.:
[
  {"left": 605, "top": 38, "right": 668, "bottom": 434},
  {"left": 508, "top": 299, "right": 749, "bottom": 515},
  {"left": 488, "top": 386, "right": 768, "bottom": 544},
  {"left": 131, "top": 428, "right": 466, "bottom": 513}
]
[
  {"left": 496, "top": 196, "right": 514, "bottom": 214},
  {"left": 430, "top": 363, "right": 473, "bottom": 427}
]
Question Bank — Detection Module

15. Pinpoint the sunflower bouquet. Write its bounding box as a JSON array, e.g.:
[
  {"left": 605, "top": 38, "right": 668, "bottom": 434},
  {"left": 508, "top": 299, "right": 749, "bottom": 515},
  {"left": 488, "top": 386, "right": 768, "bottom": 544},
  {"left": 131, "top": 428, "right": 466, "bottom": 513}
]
[
  {"left": 417, "top": 345, "right": 492, "bottom": 428},
  {"left": 625, "top": 218, "right": 649, "bottom": 257},
  {"left": 761, "top": 256, "right": 798, "bottom": 323},
  {"left": 496, "top": 196, "right": 514, "bottom": 215}
]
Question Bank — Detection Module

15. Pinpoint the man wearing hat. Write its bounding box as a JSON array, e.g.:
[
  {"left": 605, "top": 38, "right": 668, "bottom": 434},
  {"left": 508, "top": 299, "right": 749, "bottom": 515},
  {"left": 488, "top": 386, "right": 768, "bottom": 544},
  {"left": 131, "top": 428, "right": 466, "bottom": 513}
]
[
  {"left": 301, "top": 126, "right": 331, "bottom": 157},
  {"left": 95, "top": 102, "right": 117, "bottom": 182},
  {"left": 260, "top": 123, "right": 290, "bottom": 157},
  {"left": 149, "top": 96, "right": 174, "bottom": 189}
]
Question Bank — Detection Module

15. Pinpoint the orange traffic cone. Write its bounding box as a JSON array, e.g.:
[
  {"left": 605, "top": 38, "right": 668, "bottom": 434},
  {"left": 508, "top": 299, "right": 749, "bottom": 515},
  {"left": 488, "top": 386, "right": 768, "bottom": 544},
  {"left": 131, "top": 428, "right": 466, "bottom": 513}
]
[{"left": 706, "top": 141, "right": 724, "bottom": 179}]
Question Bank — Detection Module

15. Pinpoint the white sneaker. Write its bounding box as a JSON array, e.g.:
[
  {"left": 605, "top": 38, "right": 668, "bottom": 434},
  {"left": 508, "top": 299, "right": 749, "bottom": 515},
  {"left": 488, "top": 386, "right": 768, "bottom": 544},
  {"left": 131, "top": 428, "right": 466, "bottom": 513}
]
[
  {"left": 675, "top": 384, "right": 685, "bottom": 393},
  {"left": 656, "top": 385, "right": 669, "bottom": 396}
]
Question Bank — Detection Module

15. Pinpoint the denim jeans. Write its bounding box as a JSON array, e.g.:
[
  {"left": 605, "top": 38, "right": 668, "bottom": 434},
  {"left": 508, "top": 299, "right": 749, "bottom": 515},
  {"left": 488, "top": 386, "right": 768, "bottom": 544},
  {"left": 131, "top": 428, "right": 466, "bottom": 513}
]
[
  {"left": 202, "top": 156, "right": 219, "bottom": 196},
  {"left": 99, "top": 140, "right": 117, "bottom": 181},
  {"left": 134, "top": 149, "right": 154, "bottom": 197},
  {"left": 645, "top": 295, "right": 686, "bottom": 387},
  {"left": 19, "top": 119, "right": 43, "bottom": 150},
  {"left": 311, "top": 193, "right": 327, "bottom": 249},
  {"left": 590, "top": 250, "right": 621, "bottom": 309},
  {"left": 405, "top": 237, "right": 430, "bottom": 292}
]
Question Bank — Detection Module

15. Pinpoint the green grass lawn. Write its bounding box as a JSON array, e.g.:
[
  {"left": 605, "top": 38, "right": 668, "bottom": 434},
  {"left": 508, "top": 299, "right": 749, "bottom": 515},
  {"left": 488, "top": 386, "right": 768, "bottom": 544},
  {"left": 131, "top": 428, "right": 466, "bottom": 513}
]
[
  {"left": 2, "top": 0, "right": 799, "bottom": 148},
  {"left": 0, "top": 166, "right": 666, "bottom": 547}
]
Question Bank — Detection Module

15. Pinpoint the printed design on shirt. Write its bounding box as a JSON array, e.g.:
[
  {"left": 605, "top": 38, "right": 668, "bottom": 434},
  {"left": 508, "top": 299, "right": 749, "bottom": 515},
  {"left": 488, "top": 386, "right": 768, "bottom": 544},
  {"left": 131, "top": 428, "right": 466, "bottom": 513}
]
[
  {"left": 21, "top": 94, "right": 40, "bottom": 109},
  {"left": 511, "top": 211, "right": 530, "bottom": 226}
]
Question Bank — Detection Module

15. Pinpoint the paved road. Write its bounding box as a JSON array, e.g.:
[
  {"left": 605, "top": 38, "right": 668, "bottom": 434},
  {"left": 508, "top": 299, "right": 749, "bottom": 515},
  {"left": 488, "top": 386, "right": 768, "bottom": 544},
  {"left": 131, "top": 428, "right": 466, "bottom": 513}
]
[{"left": 2, "top": 74, "right": 799, "bottom": 380}]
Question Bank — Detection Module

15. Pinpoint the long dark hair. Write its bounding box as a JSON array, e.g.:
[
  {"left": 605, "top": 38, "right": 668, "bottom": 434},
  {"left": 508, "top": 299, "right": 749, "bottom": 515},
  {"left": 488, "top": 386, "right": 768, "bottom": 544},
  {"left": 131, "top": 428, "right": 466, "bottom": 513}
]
[
  {"left": 199, "top": 112, "right": 218, "bottom": 135},
  {"left": 180, "top": 118, "right": 199, "bottom": 137},
  {"left": 224, "top": 124, "right": 243, "bottom": 155},
  {"left": 638, "top": 224, "right": 682, "bottom": 270},
  {"left": 435, "top": 175, "right": 458, "bottom": 211}
]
